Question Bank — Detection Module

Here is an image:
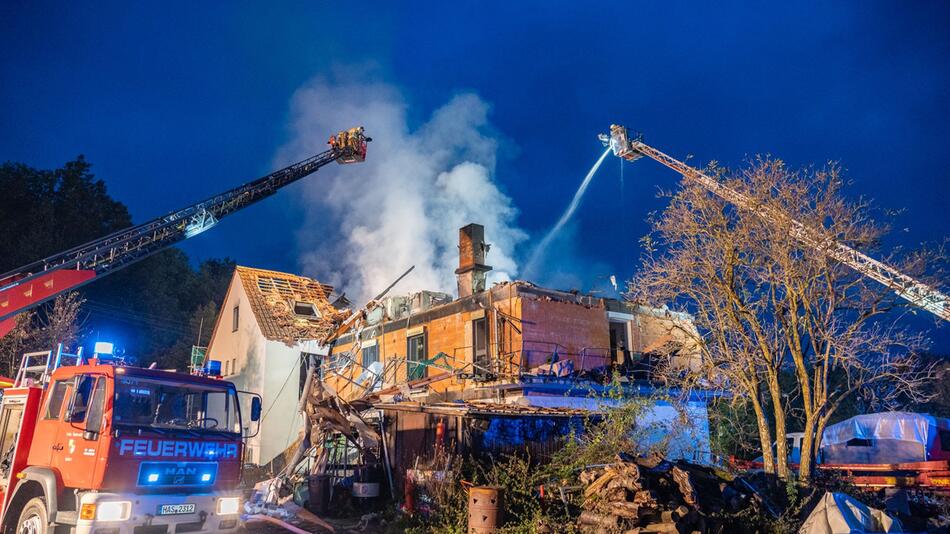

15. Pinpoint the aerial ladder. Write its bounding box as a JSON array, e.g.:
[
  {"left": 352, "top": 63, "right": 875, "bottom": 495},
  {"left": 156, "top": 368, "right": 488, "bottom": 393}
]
[
  {"left": 0, "top": 127, "right": 370, "bottom": 336},
  {"left": 599, "top": 124, "right": 949, "bottom": 321}
]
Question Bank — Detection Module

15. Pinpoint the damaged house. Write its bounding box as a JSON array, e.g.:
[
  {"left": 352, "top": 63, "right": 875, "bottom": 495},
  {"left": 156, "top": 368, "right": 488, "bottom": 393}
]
[
  {"left": 205, "top": 266, "right": 346, "bottom": 465},
  {"left": 323, "top": 224, "right": 714, "bottom": 481},
  {"left": 206, "top": 224, "right": 713, "bottom": 478}
]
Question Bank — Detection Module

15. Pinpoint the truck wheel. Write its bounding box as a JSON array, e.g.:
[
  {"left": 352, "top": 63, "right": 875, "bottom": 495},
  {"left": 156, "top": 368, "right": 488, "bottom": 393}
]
[{"left": 15, "top": 497, "right": 48, "bottom": 534}]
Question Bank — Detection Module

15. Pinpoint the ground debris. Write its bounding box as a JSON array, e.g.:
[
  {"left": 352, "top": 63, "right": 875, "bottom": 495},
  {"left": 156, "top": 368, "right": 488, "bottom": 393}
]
[{"left": 576, "top": 456, "right": 756, "bottom": 533}]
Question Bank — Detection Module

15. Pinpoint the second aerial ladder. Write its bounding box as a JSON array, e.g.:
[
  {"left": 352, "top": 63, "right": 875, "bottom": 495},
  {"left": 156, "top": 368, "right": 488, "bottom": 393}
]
[{"left": 600, "top": 124, "right": 948, "bottom": 321}]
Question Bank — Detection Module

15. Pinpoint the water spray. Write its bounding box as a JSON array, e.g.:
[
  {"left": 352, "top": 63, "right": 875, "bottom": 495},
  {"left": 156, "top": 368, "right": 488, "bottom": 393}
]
[{"left": 524, "top": 146, "right": 613, "bottom": 278}]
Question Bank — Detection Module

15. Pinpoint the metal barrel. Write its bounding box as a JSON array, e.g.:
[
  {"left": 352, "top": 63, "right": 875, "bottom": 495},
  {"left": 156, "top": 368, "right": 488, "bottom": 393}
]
[
  {"left": 308, "top": 474, "right": 331, "bottom": 515},
  {"left": 468, "top": 486, "right": 503, "bottom": 533}
]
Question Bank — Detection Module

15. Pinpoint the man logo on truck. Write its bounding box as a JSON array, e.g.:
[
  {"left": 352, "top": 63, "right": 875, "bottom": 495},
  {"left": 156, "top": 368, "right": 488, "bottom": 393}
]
[{"left": 118, "top": 439, "right": 239, "bottom": 459}]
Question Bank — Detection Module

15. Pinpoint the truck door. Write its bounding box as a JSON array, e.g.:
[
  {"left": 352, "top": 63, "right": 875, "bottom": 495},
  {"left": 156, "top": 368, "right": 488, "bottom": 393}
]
[
  {"left": 26, "top": 379, "right": 72, "bottom": 467},
  {"left": 53, "top": 375, "right": 107, "bottom": 489}
]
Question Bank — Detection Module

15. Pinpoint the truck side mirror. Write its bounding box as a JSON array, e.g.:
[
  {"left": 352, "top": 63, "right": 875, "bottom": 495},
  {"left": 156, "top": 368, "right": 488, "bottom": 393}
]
[
  {"left": 83, "top": 419, "right": 99, "bottom": 441},
  {"left": 250, "top": 396, "right": 262, "bottom": 422}
]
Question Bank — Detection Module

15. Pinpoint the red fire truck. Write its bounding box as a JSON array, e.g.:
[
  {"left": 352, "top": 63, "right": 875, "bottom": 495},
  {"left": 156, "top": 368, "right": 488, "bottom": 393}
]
[{"left": 0, "top": 344, "right": 261, "bottom": 534}]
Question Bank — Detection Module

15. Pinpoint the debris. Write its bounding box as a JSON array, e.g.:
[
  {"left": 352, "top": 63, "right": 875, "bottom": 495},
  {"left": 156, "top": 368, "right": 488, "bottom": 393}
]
[{"left": 576, "top": 456, "right": 762, "bottom": 533}]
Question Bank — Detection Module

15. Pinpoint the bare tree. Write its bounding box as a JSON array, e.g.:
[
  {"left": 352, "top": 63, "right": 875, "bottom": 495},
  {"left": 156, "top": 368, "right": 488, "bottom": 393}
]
[
  {"left": 0, "top": 292, "right": 86, "bottom": 379},
  {"left": 0, "top": 311, "right": 36, "bottom": 378},
  {"left": 37, "top": 292, "right": 86, "bottom": 350},
  {"left": 629, "top": 157, "right": 938, "bottom": 481}
]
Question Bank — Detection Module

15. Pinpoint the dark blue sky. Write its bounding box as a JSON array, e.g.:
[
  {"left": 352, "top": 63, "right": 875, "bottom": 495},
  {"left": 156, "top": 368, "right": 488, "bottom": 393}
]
[{"left": 2, "top": 2, "right": 948, "bottom": 348}]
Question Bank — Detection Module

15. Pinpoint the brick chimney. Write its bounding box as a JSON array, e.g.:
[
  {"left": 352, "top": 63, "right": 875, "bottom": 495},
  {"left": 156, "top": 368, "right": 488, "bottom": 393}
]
[{"left": 455, "top": 223, "right": 492, "bottom": 298}]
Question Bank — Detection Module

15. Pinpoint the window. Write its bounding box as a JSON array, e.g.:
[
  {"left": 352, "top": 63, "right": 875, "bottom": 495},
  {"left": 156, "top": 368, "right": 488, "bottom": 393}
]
[
  {"left": 85, "top": 378, "right": 106, "bottom": 433},
  {"left": 224, "top": 360, "right": 230, "bottom": 376},
  {"left": 299, "top": 352, "right": 320, "bottom": 396},
  {"left": 362, "top": 345, "right": 379, "bottom": 368},
  {"left": 114, "top": 376, "right": 241, "bottom": 434},
  {"left": 44, "top": 380, "right": 70, "bottom": 419},
  {"left": 497, "top": 316, "right": 506, "bottom": 355},
  {"left": 231, "top": 358, "right": 237, "bottom": 375},
  {"left": 232, "top": 305, "right": 240, "bottom": 332},
  {"left": 407, "top": 334, "right": 427, "bottom": 381},
  {"left": 846, "top": 438, "right": 872, "bottom": 447},
  {"left": 0, "top": 405, "right": 24, "bottom": 470},
  {"left": 67, "top": 375, "right": 97, "bottom": 422},
  {"left": 473, "top": 318, "right": 488, "bottom": 370},
  {"left": 293, "top": 301, "right": 321, "bottom": 318}
]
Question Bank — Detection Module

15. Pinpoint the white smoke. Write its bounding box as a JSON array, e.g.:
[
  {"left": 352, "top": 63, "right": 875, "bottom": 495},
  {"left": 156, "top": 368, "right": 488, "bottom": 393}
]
[{"left": 275, "top": 71, "right": 527, "bottom": 303}]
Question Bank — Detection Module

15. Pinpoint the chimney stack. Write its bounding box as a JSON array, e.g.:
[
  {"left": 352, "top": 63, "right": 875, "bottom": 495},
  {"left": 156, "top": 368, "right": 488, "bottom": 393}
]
[{"left": 456, "top": 223, "right": 492, "bottom": 298}]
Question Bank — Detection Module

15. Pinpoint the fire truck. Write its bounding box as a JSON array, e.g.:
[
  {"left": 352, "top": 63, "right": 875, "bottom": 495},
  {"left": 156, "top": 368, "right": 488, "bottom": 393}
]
[{"left": 0, "top": 344, "right": 262, "bottom": 534}]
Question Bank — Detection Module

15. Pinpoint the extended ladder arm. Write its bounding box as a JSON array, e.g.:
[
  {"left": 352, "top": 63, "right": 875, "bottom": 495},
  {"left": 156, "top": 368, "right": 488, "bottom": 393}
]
[
  {"left": 600, "top": 124, "right": 948, "bottom": 321},
  {"left": 0, "top": 127, "right": 370, "bottom": 332}
]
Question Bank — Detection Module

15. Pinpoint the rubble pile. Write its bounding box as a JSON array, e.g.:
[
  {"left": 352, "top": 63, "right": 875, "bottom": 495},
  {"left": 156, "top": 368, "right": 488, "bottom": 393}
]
[{"left": 577, "top": 456, "right": 762, "bottom": 533}]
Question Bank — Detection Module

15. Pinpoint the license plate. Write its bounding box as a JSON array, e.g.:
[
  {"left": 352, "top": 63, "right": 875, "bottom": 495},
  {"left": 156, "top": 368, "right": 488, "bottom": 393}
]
[{"left": 158, "top": 504, "right": 196, "bottom": 515}]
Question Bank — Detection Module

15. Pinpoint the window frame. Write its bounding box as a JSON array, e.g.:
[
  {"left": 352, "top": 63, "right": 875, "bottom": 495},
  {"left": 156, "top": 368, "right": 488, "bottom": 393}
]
[
  {"left": 292, "top": 301, "right": 321, "bottom": 318},
  {"left": 361, "top": 344, "right": 380, "bottom": 369},
  {"left": 472, "top": 317, "right": 489, "bottom": 369},
  {"left": 44, "top": 380, "right": 71, "bottom": 420},
  {"left": 232, "top": 304, "right": 240, "bottom": 332},
  {"left": 406, "top": 333, "right": 427, "bottom": 380}
]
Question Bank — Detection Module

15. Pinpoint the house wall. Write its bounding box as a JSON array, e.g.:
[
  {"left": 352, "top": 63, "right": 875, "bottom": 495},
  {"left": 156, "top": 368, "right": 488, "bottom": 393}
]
[
  {"left": 326, "top": 293, "right": 523, "bottom": 401},
  {"left": 207, "top": 273, "right": 315, "bottom": 466},
  {"left": 520, "top": 298, "right": 611, "bottom": 370},
  {"left": 255, "top": 339, "right": 327, "bottom": 466},
  {"left": 207, "top": 273, "right": 268, "bottom": 463}
]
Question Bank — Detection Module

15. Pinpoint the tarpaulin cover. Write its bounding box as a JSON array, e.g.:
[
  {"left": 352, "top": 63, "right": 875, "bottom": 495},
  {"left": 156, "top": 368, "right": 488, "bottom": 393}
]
[
  {"left": 799, "top": 492, "right": 902, "bottom": 534},
  {"left": 820, "top": 412, "right": 937, "bottom": 464}
]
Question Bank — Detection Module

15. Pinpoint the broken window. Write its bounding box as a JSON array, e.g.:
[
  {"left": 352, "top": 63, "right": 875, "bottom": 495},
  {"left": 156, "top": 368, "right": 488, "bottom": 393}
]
[
  {"left": 407, "top": 334, "right": 427, "bottom": 381},
  {"left": 362, "top": 344, "right": 379, "bottom": 368},
  {"left": 473, "top": 317, "right": 489, "bottom": 372},
  {"left": 232, "top": 305, "right": 240, "bottom": 332},
  {"left": 300, "top": 352, "right": 321, "bottom": 395},
  {"left": 293, "top": 301, "right": 321, "bottom": 318}
]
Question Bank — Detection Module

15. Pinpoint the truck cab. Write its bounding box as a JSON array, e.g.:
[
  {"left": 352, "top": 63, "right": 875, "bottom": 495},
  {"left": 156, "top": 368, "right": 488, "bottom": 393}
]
[{"left": 0, "top": 347, "right": 260, "bottom": 534}]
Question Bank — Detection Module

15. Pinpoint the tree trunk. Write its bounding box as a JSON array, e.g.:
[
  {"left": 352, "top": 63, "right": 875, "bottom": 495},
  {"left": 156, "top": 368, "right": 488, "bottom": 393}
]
[
  {"left": 767, "top": 373, "right": 790, "bottom": 479},
  {"left": 798, "top": 416, "right": 818, "bottom": 482},
  {"left": 750, "top": 388, "right": 775, "bottom": 474}
]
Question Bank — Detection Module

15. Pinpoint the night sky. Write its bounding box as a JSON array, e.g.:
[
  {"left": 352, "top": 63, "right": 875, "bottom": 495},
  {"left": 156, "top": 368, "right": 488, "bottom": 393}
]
[{"left": 2, "top": 2, "right": 948, "bottom": 349}]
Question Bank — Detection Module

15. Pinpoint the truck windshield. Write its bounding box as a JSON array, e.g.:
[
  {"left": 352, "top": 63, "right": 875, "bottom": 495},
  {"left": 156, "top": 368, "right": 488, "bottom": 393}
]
[{"left": 113, "top": 375, "right": 241, "bottom": 434}]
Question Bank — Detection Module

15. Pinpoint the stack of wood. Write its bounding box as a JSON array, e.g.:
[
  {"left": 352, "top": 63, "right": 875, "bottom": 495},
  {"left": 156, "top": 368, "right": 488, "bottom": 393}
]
[{"left": 577, "top": 456, "right": 750, "bottom": 533}]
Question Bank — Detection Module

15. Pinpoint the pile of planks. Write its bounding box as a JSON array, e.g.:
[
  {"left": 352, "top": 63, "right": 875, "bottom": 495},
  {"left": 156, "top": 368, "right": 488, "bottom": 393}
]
[{"left": 577, "top": 456, "right": 753, "bottom": 533}]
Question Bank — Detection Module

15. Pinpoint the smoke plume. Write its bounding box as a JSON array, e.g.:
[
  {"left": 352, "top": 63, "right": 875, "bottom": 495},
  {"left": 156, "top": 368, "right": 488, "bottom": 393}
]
[{"left": 275, "top": 71, "right": 527, "bottom": 304}]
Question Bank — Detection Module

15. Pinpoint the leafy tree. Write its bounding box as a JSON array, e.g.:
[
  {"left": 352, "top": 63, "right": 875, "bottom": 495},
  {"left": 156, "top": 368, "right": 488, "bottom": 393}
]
[{"left": 0, "top": 157, "right": 234, "bottom": 371}]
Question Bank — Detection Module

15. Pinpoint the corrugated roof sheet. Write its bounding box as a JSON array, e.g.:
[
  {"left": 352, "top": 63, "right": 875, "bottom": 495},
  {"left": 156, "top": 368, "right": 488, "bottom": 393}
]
[{"left": 235, "top": 266, "right": 344, "bottom": 344}]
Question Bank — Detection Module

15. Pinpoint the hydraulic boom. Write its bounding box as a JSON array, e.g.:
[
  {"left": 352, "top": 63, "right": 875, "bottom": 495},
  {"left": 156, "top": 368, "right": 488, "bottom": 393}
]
[
  {"left": 0, "top": 127, "right": 370, "bottom": 335},
  {"left": 599, "top": 124, "right": 948, "bottom": 321}
]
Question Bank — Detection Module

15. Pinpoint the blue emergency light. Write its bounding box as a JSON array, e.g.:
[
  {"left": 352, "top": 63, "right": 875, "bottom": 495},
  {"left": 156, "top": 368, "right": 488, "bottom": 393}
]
[{"left": 205, "top": 360, "right": 222, "bottom": 376}]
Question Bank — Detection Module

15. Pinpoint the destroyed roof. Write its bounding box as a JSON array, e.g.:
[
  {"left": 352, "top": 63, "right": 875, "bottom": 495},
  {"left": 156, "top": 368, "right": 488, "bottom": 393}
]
[{"left": 235, "top": 266, "right": 344, "bottom": 344}]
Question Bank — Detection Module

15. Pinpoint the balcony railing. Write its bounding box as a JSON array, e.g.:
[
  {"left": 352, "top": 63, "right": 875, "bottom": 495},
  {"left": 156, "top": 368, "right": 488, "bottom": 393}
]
[{"left": 322, "top": 339, "right": 662, "bottom": 399}]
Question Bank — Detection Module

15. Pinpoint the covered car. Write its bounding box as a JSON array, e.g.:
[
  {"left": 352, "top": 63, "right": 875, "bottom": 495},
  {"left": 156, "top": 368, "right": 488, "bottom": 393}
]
[{"left": 820, "top": 412, "right": 950, "bottom": 465}]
